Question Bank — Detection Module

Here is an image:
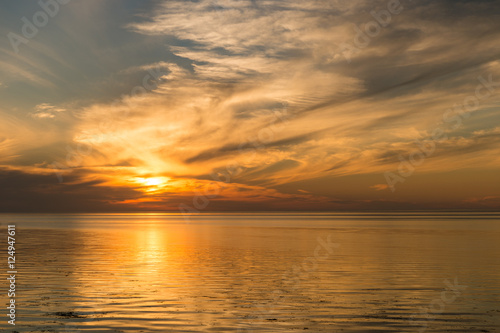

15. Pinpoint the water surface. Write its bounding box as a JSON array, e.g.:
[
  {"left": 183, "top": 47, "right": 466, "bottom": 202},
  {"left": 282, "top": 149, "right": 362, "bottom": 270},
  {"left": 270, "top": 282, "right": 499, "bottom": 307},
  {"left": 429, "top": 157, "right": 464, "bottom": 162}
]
[{"left": 0, "top": 213, "right": 499, "bottom": 332}]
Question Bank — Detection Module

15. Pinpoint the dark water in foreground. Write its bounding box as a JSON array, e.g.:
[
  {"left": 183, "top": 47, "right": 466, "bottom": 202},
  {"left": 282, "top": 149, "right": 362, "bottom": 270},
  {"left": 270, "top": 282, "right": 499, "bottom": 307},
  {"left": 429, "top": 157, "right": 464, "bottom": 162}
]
[{"left": 0, "top": 213, "right": 499, "bottom": 332}]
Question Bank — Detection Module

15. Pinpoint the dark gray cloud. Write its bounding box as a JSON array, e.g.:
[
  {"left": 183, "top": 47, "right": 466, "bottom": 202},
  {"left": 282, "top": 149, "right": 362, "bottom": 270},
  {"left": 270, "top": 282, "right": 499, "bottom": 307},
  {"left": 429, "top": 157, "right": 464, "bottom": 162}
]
[
  {"left": 0, "top": 168, "right": 140, "bottom": 212},
  {"left": 184, "top": 130, "right": 325, "bottom": 164}
]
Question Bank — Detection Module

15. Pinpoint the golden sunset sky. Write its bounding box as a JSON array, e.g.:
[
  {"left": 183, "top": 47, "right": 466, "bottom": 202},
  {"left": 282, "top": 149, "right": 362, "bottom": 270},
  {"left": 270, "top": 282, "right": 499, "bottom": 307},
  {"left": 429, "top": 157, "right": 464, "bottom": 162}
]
[{"left": 1, "top": 0, "right": 499, "bottom": 212}]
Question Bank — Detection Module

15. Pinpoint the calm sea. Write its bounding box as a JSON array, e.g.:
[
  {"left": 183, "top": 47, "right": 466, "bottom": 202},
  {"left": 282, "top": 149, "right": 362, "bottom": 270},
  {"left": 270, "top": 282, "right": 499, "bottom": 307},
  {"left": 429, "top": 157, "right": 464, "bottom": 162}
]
[{"left": 0, "top": 213, "right": 499, "bottom": 332}]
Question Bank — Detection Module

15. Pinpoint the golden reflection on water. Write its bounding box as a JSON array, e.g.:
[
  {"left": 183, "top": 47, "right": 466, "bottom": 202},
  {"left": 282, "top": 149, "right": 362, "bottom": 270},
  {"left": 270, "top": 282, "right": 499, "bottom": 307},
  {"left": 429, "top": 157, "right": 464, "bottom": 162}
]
[{"left": 0, "top": 213, "right": 499, "bottom": 332}]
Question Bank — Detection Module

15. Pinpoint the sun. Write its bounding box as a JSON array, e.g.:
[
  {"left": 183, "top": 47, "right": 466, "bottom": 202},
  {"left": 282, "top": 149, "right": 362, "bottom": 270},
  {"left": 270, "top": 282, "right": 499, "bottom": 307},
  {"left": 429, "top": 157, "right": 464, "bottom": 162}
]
[
  {"left": 133, "top": 177, "right": 169, "bottom": 192},
  {"left": 142, "top": 177, "right": 164, "bottom": 186}
]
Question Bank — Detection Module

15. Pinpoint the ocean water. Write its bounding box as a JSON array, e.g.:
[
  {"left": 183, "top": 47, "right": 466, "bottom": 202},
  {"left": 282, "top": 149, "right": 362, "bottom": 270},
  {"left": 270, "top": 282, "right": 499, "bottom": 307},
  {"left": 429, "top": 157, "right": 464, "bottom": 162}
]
[{"left": 0, "top": 212, "right": 499, "bottom": 332}]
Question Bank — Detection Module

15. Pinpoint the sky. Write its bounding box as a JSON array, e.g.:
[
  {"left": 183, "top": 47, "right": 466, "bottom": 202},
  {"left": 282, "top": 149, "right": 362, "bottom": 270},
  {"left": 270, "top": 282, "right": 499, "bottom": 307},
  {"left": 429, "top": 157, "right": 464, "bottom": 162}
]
[{"left": 0, "top": 0, "right": 500, "bottom": 212}]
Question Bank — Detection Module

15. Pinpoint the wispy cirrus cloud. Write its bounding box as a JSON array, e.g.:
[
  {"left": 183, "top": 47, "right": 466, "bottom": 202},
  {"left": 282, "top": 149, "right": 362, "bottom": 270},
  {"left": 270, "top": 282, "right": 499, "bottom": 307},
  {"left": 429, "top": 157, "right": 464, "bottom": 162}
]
[
  {"left": 55, "top": 0, "right": 500, "bottom": 210},
  {"left": 30, "top": 103, "right": 66, "bottom": 119},
  {"left": 1, "top": 0, "right": 500, "bottom": 211}
]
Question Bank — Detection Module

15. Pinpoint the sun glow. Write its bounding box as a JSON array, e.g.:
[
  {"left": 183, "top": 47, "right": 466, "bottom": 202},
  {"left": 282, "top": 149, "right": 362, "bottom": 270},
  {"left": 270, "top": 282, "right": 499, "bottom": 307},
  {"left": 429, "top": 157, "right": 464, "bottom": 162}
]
[{"left": 133, "top": 177, "right": 169, "bottom": 192}]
